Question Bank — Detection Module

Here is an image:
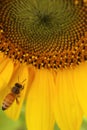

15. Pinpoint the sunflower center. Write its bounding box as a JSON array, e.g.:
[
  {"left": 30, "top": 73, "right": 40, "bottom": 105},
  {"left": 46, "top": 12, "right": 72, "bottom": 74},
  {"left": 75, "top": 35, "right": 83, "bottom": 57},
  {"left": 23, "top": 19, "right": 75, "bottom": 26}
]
[
  {"left": 37, "top": 14, "right": 51, "bottom": 26},
  {"left": 0, "top": 0, "right": 87, "bottom": 69}
]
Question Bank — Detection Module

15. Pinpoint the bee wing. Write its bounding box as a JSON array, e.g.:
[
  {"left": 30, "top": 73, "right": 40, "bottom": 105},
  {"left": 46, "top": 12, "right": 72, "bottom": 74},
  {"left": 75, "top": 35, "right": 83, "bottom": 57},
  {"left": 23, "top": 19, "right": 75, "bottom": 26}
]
[
  {"left": 0, "top": 77, "right": 12, "bottom": 106},
  {"left": 0, "top": 84, "right": 10, "bottom": 107}
]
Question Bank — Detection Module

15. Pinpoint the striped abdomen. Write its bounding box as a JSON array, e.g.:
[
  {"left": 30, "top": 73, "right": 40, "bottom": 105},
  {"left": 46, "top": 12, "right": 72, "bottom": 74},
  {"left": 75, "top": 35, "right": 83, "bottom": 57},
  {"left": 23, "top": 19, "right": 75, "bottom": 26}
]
[{"left": 2, "top": 93, "right": 16, "bottom": 110}]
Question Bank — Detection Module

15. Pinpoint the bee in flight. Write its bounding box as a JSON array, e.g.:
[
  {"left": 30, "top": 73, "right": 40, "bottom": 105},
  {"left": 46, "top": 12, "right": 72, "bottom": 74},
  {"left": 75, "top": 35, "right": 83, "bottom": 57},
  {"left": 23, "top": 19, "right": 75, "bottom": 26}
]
[{"left": 2, "top": 79, "right": 26, "bottom": 111}]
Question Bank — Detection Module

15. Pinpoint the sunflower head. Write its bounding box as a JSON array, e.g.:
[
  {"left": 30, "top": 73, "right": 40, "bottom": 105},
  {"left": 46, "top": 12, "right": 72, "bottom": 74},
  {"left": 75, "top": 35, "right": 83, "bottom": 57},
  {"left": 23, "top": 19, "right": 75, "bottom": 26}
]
[
  {"left": 0, "top": 0, "right": 87, "bottom": 69},
  {"left": 0, "top": 1, "right": 87, "bottom": 130}
]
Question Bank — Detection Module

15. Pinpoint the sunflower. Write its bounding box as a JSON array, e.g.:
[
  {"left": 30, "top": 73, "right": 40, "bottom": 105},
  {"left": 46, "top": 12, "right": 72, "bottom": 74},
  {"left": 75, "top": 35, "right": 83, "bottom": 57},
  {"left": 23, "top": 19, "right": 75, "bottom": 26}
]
[{"left": 0, "top": 0, "right": 87, "bottom": 130}]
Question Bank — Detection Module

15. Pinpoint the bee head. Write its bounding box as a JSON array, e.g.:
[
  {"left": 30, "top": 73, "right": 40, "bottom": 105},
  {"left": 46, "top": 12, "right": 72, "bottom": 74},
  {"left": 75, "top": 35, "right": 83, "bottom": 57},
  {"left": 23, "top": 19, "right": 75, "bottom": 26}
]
[
  {"left": 15, "top": 83, "right": 23, "bottom": 88},
  {"left": 11, "top": 83, "right": 24, "bottom": 94}
]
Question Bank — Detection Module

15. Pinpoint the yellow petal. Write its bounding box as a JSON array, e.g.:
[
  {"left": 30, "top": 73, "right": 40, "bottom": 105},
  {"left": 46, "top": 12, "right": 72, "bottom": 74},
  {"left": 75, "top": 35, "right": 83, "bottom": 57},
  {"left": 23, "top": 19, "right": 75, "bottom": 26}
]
[
  {"left": 51, "top": 68, "right": 83, "bottom": 130},
  {"left": 0, "top": 58, "right": 14, "bottom": 90},
  {"left": 4, "top": 64, "right": 29, "bottom": 120},
  {"left": 73, "top": 62, "right": 87, "bottom": 117},
  {"left": 26, "top": 69, "right": 54, "bottom": 130},
  {"left": 25, "top": 67, "right": 36, "bottom": 97},
  {"left": 0, "top": 52, "right": 6, "bottom": 63}
]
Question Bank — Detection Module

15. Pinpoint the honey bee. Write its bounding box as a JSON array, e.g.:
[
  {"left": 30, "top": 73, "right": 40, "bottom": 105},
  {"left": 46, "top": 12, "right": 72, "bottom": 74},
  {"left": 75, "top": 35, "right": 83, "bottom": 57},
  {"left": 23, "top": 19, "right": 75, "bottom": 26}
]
[{"left": 2, "top": 79, "right": 26, "bottom": 111}]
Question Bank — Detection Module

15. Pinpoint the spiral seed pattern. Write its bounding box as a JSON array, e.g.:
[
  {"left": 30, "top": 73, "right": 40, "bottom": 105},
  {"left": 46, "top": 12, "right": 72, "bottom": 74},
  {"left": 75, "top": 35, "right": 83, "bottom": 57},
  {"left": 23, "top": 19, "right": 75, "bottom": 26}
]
[{"left": 0, "top": 0, "right": 87, "bottom": 69}]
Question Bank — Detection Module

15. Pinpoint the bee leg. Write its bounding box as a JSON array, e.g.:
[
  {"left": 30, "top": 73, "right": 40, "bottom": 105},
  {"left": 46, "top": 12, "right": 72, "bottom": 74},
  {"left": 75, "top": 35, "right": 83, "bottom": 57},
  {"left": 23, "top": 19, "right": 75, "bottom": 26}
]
[
  {"left": 22, "top": 85, "right": 24, "bottom": 90},
  {"left": 16, "top": 98, "right": 19, "bottom": 104},
  {"left": 16, "top": 94, "right": 20, "bottom": 104}
]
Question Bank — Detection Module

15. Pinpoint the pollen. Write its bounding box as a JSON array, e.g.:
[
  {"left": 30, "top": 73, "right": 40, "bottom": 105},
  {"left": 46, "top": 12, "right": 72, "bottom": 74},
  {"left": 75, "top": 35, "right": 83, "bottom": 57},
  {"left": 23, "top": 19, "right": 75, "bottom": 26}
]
[{"left": 0, "top": 0, "right": 87, "bottom": 69}]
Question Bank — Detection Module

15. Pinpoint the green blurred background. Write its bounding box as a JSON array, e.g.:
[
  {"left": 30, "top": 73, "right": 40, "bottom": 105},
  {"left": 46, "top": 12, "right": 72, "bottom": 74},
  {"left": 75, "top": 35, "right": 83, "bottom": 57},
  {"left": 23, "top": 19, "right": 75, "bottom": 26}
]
[{"left": 0, "top": 104, "right": 87, "bottom": 130}]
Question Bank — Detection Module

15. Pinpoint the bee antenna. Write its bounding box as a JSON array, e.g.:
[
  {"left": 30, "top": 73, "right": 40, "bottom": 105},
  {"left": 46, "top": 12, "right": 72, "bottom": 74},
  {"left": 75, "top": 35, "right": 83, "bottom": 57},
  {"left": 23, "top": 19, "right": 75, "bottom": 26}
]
[
  {"left": 18, "top": 76, "right": 19, "bottom": 82},
  {"left": 21, "top": 79, "right": 26, "bottom": 84}
]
